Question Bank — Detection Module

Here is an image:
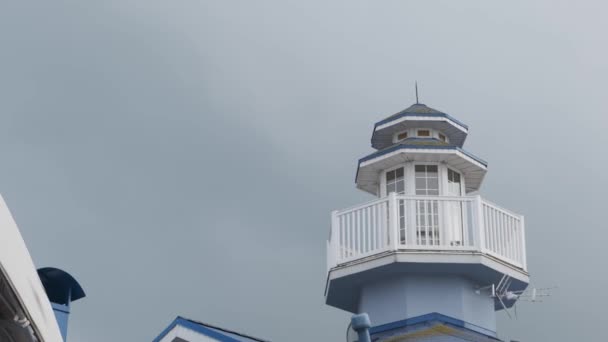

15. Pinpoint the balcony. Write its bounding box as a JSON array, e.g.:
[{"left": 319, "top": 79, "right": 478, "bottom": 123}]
[{"left": 327, "top": 193, "right": 527, "bottom": 273}]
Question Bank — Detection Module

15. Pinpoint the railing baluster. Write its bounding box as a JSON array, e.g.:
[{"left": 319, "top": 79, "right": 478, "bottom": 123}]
[
  {"left": 512, "top": 216, "right": 517, "bottom": 263},
  {"left": 485, "top": 205, "right": 490, "bottom": 250},
  {"left": 366, "top": 207, "right": 371, "bottom": 253},
  {"left": 505, "top": 215, "right": 511, "bottom": 260},
  {"left": 361, "top": 208, "right": 369, "bottom": 253},
  {"left": 487, "top": 207, "right": 492, "bottom": 252},
  {"left": 361, "top": 207, "right": 365, "bottom": 254},
  {"left": 356, "top": 210, "right": 361, "bottom": 255},
  {"left": 519, "top": 216, "right": 528, "bottom": 270},
  {"left": 516, "top": 217, "right": 522, "bottom": 265},
  {"left": 388, "top": 192, "right": 399, "bottom": 250},
  {"left": 503, "top": 212, "right": 508, "bottom": 259},
  {"left": 381, "top": 201, "right": 387, "bottom": 247},
  {"left": 511, "top": 216, "right": 516, "bottom": 261},
  {"left": 488, "top": 205, "right": 494, "bottom": 253},
  {"left": 372, "top": 204, "right": 378, "bottom": 251},
  {"left": 475, "top": 197, "right": 484, "bottom": 250},
  {"left": 339, "top": 215, "right": 344, "bottom": 260},
  {"left": 497, "top": 209, "right": 501, "bottom": 255},
  {"left": 498, "top": 211, "right": 504, "bottom": 258},
  {"left": 360, "top": 209, "right": 364, "bottom": 255},
  {"left": 346, "top": 213, "right": 352, "bottom": 258},
  {"left": 330, "top": 211, "right": 338, "bottom": 268},
  {"left": 492, "top": 207, "right": 497, "bottom": 255},
  {"left": 504, "top": 213, "right": 509, "bottom": 260}
]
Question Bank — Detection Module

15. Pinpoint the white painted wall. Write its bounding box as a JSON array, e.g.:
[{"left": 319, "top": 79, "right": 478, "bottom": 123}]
[{"left": 0, "top": 195, "right": 63, "bottom": 342}]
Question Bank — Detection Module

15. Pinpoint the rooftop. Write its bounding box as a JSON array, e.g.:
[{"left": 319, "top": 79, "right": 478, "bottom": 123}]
[
  {"left": 375, "top": 103, "right": 469, "bottom": 130},
  {"left": 153, "top": 316, "right": 269, "bottom": 342}
]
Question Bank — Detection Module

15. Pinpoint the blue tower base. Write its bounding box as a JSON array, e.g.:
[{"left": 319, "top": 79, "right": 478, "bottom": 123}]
[
  {"left": 370, "top": 312, "right": 502, "bottom": 341},
  {"left": 359, "top": 274, "right": 497, "bottom": 335}
]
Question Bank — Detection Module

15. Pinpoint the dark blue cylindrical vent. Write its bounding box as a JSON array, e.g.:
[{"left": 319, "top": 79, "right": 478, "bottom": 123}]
[{"left": 37, "top": 268, "right": 85, "bottom": 342}]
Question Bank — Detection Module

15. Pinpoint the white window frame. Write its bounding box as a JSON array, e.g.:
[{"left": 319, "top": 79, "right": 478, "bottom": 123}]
[
  {"left": 445, "top": 167, "right": 465, "bottom": 196},
  {"left": 392, "top": 128, "right": 450, "bottom": 144},
  {"left": 380, "top": 164, "right": 407, "bottom": 197},
  {"left": 379, "top": 162, "right": 466, "bottom": 198},
  {"left": 393, "top": 130, "right": 410, "bottom": 143},
  {"left": 413, "top": 162, "right": 442, "bottom": 196}
]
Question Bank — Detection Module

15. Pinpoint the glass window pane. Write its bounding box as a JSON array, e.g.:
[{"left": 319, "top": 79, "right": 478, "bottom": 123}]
[
  {"left": 416, "top": 178, "right": 426, "bottom": 190},
  {"left": 415, "top": 165, "right": 425, "bottom": 173},
  {"left": 428, "top": 178, "right": 439, "bottom": 189},
  {"left": 396, "top": 181, "right": 404, "bottom": 194},
  {"left": 396, "top": 167, "right": 404, "bottom": 178},
  {"left": 418, "top": 215, "right": 426, "bottom": 225},
  {"left": 387, "top": 170, "right": 395, "bottom": 181},
  {"left": 427, "top": 165, "right": 438, "bottom": 173},
  {"left": 417, "top": 130, "right": 430, "bottom": 137}
]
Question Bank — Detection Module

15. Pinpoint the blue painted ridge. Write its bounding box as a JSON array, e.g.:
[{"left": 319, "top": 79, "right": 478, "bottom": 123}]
[
  {"left": 358, "top": 143, "right": 488, "bottom": 167},
  {"left": 369, "top": 312, "right": 500, "bottom": 340},
  {"left": 152, "top": 317, "right": 241, "bottom": 342},
  {"left": 374, "top": 112, "right": 469, "bottom": 131},
  {"left": 152, "top": 316, "right": 268, "bottom": 342}
]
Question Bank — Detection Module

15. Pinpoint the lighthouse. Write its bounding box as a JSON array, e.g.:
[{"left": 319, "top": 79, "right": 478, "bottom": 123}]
[{"left": 325, "top": 103, "right": 529, "bottom": 341}]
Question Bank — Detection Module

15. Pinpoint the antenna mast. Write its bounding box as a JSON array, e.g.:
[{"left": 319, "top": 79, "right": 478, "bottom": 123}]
[{"left": 415, "top": 82, "right": 419, "bottom": 104}]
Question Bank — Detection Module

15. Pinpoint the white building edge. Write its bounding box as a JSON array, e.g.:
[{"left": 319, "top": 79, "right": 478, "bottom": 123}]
[{"left": 0, "top": 195, "right": 64, "bottom": 342}]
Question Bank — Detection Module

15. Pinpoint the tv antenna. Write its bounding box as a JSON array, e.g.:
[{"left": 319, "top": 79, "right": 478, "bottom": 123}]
[{"left": 476, "top": 274, "right": 555, "bottom": 319}]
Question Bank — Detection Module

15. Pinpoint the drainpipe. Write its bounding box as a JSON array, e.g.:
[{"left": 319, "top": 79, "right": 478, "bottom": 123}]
[{"left": 351, "top": 313, "right": 371, "bottom": 342}]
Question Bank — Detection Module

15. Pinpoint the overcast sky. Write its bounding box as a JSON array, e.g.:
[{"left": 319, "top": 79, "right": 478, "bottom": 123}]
[{"left": 1, "top": 1, "right": 606, "bottom": 341}]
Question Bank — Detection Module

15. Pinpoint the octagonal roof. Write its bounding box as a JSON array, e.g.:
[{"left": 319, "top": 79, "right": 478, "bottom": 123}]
[
  {"left": 372, "top": 104, "right": 469, "bottom": 150},
  {"left": 356, "top": 141, "right": 488, "bottom": 195}
]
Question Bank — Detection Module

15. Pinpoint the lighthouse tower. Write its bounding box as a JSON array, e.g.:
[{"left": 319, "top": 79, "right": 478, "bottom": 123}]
[{"left": 325, "top": 103, "right": 529, "bottom": 341}]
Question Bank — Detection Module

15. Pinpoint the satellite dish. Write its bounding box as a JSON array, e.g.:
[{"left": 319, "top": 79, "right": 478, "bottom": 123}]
[{"left": 346, "top": 322, "right": 358, "bottom": 342}]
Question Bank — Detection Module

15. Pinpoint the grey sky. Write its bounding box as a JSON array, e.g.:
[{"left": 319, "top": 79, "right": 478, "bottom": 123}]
[{"left": 1, "top": 1, "right": 605, "bottom": 341}]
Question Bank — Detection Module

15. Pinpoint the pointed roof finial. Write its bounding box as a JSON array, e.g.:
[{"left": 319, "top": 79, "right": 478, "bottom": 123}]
[{"left": 415, "top": 81, "right": 419, "bottom": 104}]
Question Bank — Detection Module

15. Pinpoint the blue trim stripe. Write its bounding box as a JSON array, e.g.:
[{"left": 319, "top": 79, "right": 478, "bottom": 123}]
[
  {"left": 152, "top": 317, "right": 241, "bottom": 342},
  {"left": 358, "top": 144, "right": 488, "bottom": 167},
  {"left": 374, "top": 112, "right": 469, "bottom": 130},
  {"left": 369, "top": 312, "right": 499, "bottom": 340}
]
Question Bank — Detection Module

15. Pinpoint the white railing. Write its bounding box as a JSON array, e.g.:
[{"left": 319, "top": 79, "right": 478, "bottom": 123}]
[{"left": 327, "top": 193, "right": 526, "bottom": 271}]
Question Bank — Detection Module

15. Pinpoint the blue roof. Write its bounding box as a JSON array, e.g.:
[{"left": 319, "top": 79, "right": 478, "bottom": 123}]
[
  {"left": 358, "top": 141, "right": 488, "bottom": 167},
  {"left": 374, "top": 104, "right": 469, "bottom": 130},
  {"left": 153, "top": 316, "right": 269, "bottom": 342},
  {"left": 370, "top": 312, "right": 501, "bottom": 341}
]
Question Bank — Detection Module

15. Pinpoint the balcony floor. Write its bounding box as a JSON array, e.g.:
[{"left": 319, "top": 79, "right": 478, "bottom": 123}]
[{"left": 325, "top": 249, "right": 529, "bottom": 313}]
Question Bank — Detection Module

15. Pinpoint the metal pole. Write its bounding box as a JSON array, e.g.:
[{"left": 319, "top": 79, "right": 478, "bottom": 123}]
[{"left": 351, "top": 313, "right": 371, "bottom": 342}]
